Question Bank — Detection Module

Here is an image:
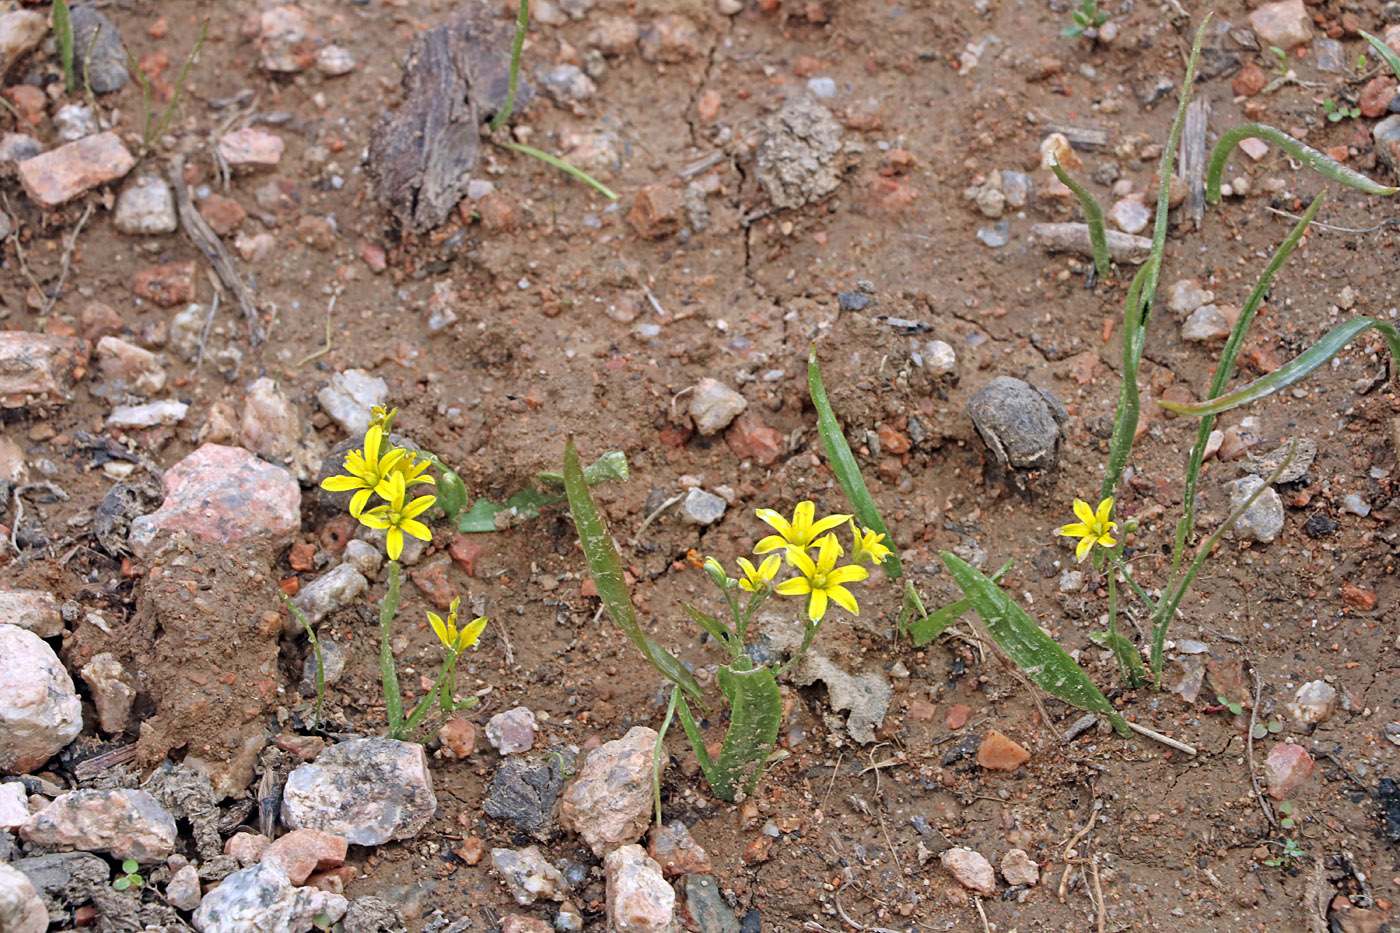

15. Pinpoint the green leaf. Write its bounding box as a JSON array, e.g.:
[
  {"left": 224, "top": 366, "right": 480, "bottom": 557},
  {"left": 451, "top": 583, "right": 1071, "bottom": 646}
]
[
  {"left": 1158, "top": 317, "right": 1400, "bottom": 417},
  {"left": 939, "top": 552, "right": 1129, "bottom": 735},
  {"left": 676, "top": 693, "right": 718, "bottom": 787},
  {"left": 1088, "top": 630, "right": 1148, "bottom": 688},
  {"left": 113, "top": 877, "right": 130, "bottom": 891},
  {"left": 1361, "top": 30, "right": 1400, "bottom": 82},
  {"left": 456, "top": 489, "right": 565, "bottom": 533},
  {"left": 683, "top": 604, "right": 739, "bottom": 655},
  {"left": 380, "top": 562, "right": 405, "bottom": 736},
  {"left": 1252, "top": 723, "right": 1268, "bottom": 739},
  {"left": 1062, "top": 24, "right": 1085, "bottom": 36},
  {"left": 122, "top": 860, "right": 139, "bottom": 873},
  {"left": 711, "top": 659, "right": 782, "bottom": 801},
  {"left": 909, "top": 559, "right": 1012, "bottom": 647},
  {"left": 54, "top": 0, "right": 75, "bottom": 93},
  {"left": 807, "top": 346, "right": 903, "bottom": 580},
  {"left": 1046, "top": 154, "right": 1109, "bottom": 279},
  {"left": 436, "top": 470, "right": 468, "bottom": 520},
  {"left": 538, "top": 450, "right": 630, "bottom": 489},
  {"left": 1207, "top": 124, "right": 1398, "bottom": 203},
  {"left": 564, "top": 438, "right": 704, "bottom": 702}
]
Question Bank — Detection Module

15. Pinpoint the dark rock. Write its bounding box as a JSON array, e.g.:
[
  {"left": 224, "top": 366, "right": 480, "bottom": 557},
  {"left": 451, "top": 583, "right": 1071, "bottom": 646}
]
[
  {"left": 70, "top": 4, "right": 129, "bottom": 94},
  {"left": 838, "top": 292, "right": 871, "bottom": 311},
  {"left": 482, "top": 754, "right": 569, "bottom": 838},
  {"left": 941, "top": 732, "right": 982, "bottom": 766},
  {"left": 1380, "top": 777, "right": 1400, "bottom": 842},
  {"left": 740, "top": 907, "right": 761, "bottom": 933},
  {"left": 13, "top": 852, "right": 108, "bottom": 913},
  {"left": 1302, "top": 513, "right": 1337, "bottom": 538},
  {"left": 1135, "top": 75, "right": 1175, "bottom": 108},
  {"left": 91, "top": 475, "right": 163, "bottom": 557},
  {"left": 683, "top": 874, "right": 739, "bottom": 933},
  {"left": 965, "top": 376, "right": 1066, "bottom": 471}
]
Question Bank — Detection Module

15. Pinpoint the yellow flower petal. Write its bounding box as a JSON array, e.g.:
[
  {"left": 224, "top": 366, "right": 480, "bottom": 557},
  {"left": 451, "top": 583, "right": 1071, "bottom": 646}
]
[
  {"left": 775, "top": 577, "right": 811, "bottom": 596},
  {"left": 1075, "top": 535, "right": 1095, "bottom": 561},
  {"left": 757, "top": 554, "right": 780, "bottom": 580},
  {"left": 357, "top": 511, "right": 391, "bottom": 530},
  {"left": 1097, "top": 533, "right": 1117, "bottom": 549},
  {"left": 1096, "top": 497, "right": 1115, "bottom": 526},
  {"left": 754, "top": 508, "right": 792, "bottom": 538},
  {"left": 827, "top": 565, "right": 869, "bottom": 585},
  {"left": 813, "top": 534, "right": 841, "bottom": 573},
  {"left": 787, "top": 548, "right": 817, "bottom": 578},
  {"left": 428, "top": 612, "right": 448, "bottom": 647},
  {"left": 322, "top": 474, "right": 365, "bottom": 492},
  {"left": 808, "top": 512, "right": 853, "bottom": 539},
  {"left": 402, "top": 494, "right": 437, "bottom": 520},
  {"left": 1072, "top": 498, "right": 1096, "bottom": 526},
  {"left": 401, "top": 518, "right": 433, "bottom": 543},
  {"left": 349, "top": 488, "right": 374, "bottom": 517},
  {"left": 459, "top": 616, "right": 488, "bottom": 649},
  {"left": 828, "top": 584, "right": 859, "bottom": 615},
  {"left": 807, "top": 589, "right": 829, "bottom": 622},
  {"left": 753, "top": 535, "right": 788, "bottom": 555},
  {"left": 791, "top": 500, "right": 816, "bottom": 537},
  {"left": 386, "top": 527, "right": 404, "bottom": 561}
]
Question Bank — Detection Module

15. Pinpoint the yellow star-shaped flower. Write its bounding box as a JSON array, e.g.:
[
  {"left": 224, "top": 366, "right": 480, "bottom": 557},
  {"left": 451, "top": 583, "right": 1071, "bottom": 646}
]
[
  {"left": 358, "top": 472, "right": 436, "bottom": 561},
  {"left": 428, "top": 597, "right": 488, "bottom": 653},
  {"left": 754, "top": 501, "right": 851, "bottom": 560},
  {"left": 775, "top": 533, "right": 869, "bottom": 622},
  {"left": 1056, "top": 497, "right": 1118, "bottom": 561},
  {"left": 736, "top": 554, "right": 781, "bottom": 593},
  {"left": 849, "top": 521, "right": 892, "bottom": 566},
  {"left": 319, "top": 424, "right": 408, "bottom": 516}
]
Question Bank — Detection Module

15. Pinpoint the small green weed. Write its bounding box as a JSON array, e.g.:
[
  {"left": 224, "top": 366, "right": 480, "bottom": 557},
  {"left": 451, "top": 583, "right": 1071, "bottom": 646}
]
[
  {"left": 53, "top": 0, "right": 75, "bottom": 93},
  {"left": 1251, "top": 718, "right": 1283, "bottom": 740},
  {"left": 1268, "top": 45, "right": 1289, "bottom": 76},
  {"left": 1277, "top": 800, "right": 1297, "bottom": 830},
  {"left": 1062, "top": 0, "right": 1109, "bottom": 38},
  {"left": 1263, "top": 837, "right": 1305, "bottom": 868},
  {"left": 1323, "top": 99, "right": 1360, "bottom": 122},
  {"left": 123, "top": 20, "right": 208, "bottom": 156},
  {"left": 112, "top": 860, "right": 143, "bottom": 891},
  {"left": 1217, "top": 695, "right": 1244, "bottom": 716}
]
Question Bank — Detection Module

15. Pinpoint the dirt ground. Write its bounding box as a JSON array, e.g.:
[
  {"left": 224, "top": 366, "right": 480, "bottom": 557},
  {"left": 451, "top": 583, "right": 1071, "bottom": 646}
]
[{"left": 4, "top": 0, "right": 1400, "bottom": 930}]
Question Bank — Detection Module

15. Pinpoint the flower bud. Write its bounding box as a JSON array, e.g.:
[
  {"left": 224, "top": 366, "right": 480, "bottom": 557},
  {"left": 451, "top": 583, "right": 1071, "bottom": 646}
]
[{"left": 703, "top": 556, "right": 730, "bottom": 590}]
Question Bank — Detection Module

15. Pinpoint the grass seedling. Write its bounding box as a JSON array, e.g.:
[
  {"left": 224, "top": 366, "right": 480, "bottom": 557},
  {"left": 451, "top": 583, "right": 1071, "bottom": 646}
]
[
  {"left": 1268, "top": 45, "right": 1289, "bottom": 77},
  {"left": 486, "top": 0, "right": 618, "bottom": 200},
  {"left": 1361, "top": 29, "right": 1400, "bottom": 80},
  {"left": 1045, "top": 149, "right": 1110, "bottom": 279},
  {"left": 112, "top": 860, "right": 143, "bottom": 891},
  {"left": 53, "top": 0, "right": 75, "bottom": 93},
  {"left": 565, "top": 437, "right": 879, "bottom": 802},
  {"left": 281, "top": 593, "right": 325, "bottom": 729},
  {"left": 123, "top": 21, "right": 208, "bottom": 156},
  {"left": 1062, "top": 0, "right": 1109, "bottom": 38}
]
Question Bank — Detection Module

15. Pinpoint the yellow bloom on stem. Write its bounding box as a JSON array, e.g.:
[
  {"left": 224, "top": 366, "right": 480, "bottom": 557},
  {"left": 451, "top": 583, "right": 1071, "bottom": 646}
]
[
  {"left": 391, "top": 449, "right": 437, "bottom": 490},
  {"left": 736, "top": 554, "right": 781, "bottom": 593},
  {"left": 1056, "top": 497, "right": 1118, "bottom": 561},
  {"left": 319, "top": 424, "right": 408, "bottom": 516},
  {"left": 754, "top": 501, "right": 851, "bottom": 559},
  {"left": 369, "top": 405, "right": 398, "bottom": 433},
  {"left": 358, "top": 472, "right": 436, "bottom": 561},
  {"left": 775, "top": 533, "right": 869, "bottom": 622},
  {"left": 849, "top": 521, "right": 892, "bottom": 566},
  {"left": 428, "top": 597, "right": 487, "bottom": 653}
]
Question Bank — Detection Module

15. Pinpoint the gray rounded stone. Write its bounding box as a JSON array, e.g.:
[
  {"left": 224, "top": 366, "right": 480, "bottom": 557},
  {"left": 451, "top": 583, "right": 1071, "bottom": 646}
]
[
  {"left": 965, "top": 376, "right": 1066, "bottom": 471},
  {"left": 281, "top": 738, "right": 436, "bottom": 846}
]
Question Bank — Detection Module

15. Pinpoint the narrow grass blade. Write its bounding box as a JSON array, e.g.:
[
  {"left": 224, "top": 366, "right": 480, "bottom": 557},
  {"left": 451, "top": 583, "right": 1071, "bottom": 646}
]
[
  {"left": 54, "top": 0, "right": 75, "bottom": 93},
  {"left": 909, "top": 559, "right": 1011, "bottom": 646},
  {"left": 1150, "top": 442, "right": 1298, "bottom": 680},
  {"left": 1170, "top": 192, "right": 1322, "bottom": 579},
  {"left": 154, "top": 21, "right": 208, "bottom": 139},
  {"left": 1048, "top": 154, "right": 1109, "bottom": 279},
  {"left": 538, "top": 450, "right": 629, "bottom": 489},
  {"left": 1159, "top": 317, "right": 1400, "bottom": 417},
  {"left": 380, "top": 561, "right": 404, "bottom": 735},
  {"left": 489, "top": 0, "right": 529, "bottom": 132},
  {"left": 1206, "top": 124, "right": 1398, "bottom": 203},
  {"left": 1100, "top": 18, "right": 1209, "bottom": 503},
  {"left": 896, "top": 579, "right": 927, "bottom": 640},
  {"left": 281, "top": 592, "right": 323, "bottom": 728},
  {"left": 712, "top": 660, "right": 782, "bottom": 800},
  {"left": 499, "top": 141, "right": 619, "bottom": 200},
  {"left": 564, "top": 438, "right": 704, "bottom": 702},
  {"left": 940, "top": 552, "right": 1130, "bottom": 735},
  {"left": 807, "top": 345, "right": 903, "bottom": 580},
  {"left": 654, "top": 686, "right": 679, "bottom": 827},
  {"left": 676, "top": 694, "right": 718, "bottom": 786},
  {"left": 1362, "top": 30, "right": 1400, "bottom": 81}
]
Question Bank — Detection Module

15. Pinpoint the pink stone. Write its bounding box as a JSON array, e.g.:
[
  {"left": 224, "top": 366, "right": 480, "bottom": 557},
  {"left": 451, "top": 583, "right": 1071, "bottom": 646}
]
[
  {"left": 941, "top": 847, "right": 996, "bottom": 896},
  {"left": 1264, "top": 743, "right": 1314, "bottom": 799},
  {"left": 96, "top": 335, "right": 165, "bottom": 396},
  {"left": 0, "top": 863, "right": 47, "bottom": 933},
  {"left": 1000, "top": 848, "right": 1040, "bottom": 886},
  {"left": 486, "top": 707, "right": 538, "bottom": 756},
  {"left": 20, "top": 789, "right": 177, "bottom": 861},
  {"left": 129, "top": 444, "right": 301, "bottom": 558},
  {"left": 224, "top": 831, "right": 271, "bottom": 865},
  {"left": 559, "top": 727, "right": 659, "bottom": 857},
  {"left": 725, "top": 411, "right": 783, "bottom": 466},
  {"left": 438, "top": 718, "right": 477, "bottom": 759},
  {"left": 0, "top": 588, "right": 61, "bottom": 637},
  {"left": 253, "top": 5, "right": 319, "bottom": 73},
  {"left": 605, "top": 845, "right": 674, "bottom": 933},
  {"left": 0, "top": 624, "right": 82, "bottom": 773},
  {"left": 1249, "top": 0, "right": 1313, "bottom": 50},
  {"left": 1238, "top": 137, "right": 1270, "bottom": 162},
  {"left": 259, "top": 829, "right": 348, "bottom": 885},
  {"left": 647, "top": 820, "right": 712, "bottom": 876},
  {"left": 16, "top": 131, "right": 135, "bottom": 208},
  {"left": 501, "top": 918, "right": 552, "bottom": 933},
  {"left": 0, "top": 332, "right": 88, "bottom": 409},
  {"left": 218, "top": 128, "right": 286, "bottom": 171}
]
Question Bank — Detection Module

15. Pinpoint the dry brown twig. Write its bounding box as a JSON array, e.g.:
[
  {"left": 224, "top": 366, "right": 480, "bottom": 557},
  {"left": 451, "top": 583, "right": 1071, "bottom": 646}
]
[
  {"left": 1246, "top": 661, "right": 1277, "bottom": 827},
  {"left": 39, "top": 200, "right": 94, "bottom": 316}
]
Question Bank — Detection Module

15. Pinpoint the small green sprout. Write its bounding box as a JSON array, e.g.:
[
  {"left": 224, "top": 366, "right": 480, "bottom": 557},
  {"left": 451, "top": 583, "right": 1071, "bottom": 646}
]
[
  {"left": 1358, "top": 52, "right": 1368, "bottom": 72},
  {"left": 1277, "top": 800, "right": 1297, "bottom": 830},
  {"left": 1062, "top": 0, "right": 1110, "bottom": 37},
  {"left": 1263, "top": 837, "right": 1305, "bottom": 868},
  {"left": 1217, "top": 695, "right": 1245, "bottom": 716},
  {"left": 1251, "top": 719, "right": 1283, "bottom": 740},
  {"left": 1323, "top": 99, "right": 1361, "bottom": 122},
  {"left": 112, "top": 860, "right": 143, "bottom": 891},
  {"left": 1268, "top": 45, "right": 1289, "bottom": 76}
]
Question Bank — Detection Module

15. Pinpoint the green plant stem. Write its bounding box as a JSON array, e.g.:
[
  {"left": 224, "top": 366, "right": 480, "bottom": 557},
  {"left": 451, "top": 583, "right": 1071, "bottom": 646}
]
[
  {"left": 498, "top": 140, "right": 619, "bottom": 200},
  {"left": 281, "top": 592, "right": 323, "bottom": 729},
  {"left": 489, "top": 0, "right": 529, "bottom": 132},
  {"left": 775, "top": 620, "right": 821, "bottom": 676},
  {"left": 54, "top": 0, "right": 75, "bottom": 93},
  {"left": 380, "top": 561, "right": 405, "bottom": 735},
  {"left": 1206, "top": 124, "right": 1397, "bottom": 203},
  {"left": 1149, "top": 442, "right": 1297, "bottom": 682},
  {"left": 1048, "top": 155, "right": 1109, "bottom": 279},
  {"left": 400, "top": 653, "right": 453, "bottom": 739},
  {"left": 1106, "top": 564, "right": 1125, "bottom": 682},
  {"left": 1099, "top": 18, "right": 1209, "bottom": 504},
  {"left": 1167, "top": 192, "right": 1323, "bottom": 588},
  {"left": 655, "top": 687, "right": 679, "bottom": 828},
  {"left": 676, "top": 694, "right": 718, "bottom": 786},
  {"left": 154, "top": 21, "right": 208, "bottom": 140}
]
